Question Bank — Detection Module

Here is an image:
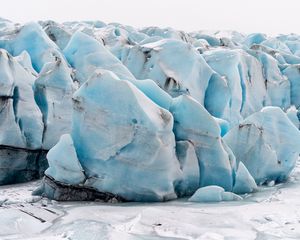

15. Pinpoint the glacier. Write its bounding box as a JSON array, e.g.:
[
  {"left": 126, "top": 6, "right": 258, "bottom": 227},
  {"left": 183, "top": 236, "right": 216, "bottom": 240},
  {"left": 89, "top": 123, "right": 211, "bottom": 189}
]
[{"left": 0, "top": 18, "right": 300, "bottom": 202}]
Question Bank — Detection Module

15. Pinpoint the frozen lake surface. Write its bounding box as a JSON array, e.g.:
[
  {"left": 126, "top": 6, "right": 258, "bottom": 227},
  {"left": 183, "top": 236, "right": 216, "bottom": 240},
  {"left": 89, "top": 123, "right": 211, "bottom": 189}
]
[{"left": 1, "top": 161, "right": 300, "bottom": 240}]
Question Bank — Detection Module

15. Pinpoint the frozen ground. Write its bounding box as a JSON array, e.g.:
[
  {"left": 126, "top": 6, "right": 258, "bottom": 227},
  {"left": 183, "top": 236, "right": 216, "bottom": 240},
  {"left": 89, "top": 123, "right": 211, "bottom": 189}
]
[{"left": 0, "top": 161, "right": 300, "bottom": 240}]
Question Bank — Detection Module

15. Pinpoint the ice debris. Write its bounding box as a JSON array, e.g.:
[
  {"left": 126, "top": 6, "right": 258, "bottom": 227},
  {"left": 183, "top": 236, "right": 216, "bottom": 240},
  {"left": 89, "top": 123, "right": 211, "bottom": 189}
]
[{"left": 188, "top": 186, "right": 242, "bottom": 203}]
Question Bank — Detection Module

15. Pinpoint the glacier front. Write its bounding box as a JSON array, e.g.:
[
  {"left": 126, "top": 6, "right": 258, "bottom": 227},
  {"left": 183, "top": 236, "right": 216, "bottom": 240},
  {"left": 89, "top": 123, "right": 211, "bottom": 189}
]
[{"left": 0, "top": 18, "right": 300, "bottom": 202}]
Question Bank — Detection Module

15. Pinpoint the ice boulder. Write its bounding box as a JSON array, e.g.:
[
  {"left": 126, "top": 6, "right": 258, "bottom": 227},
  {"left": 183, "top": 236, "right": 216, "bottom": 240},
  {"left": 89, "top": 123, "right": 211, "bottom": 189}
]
[
  {"left": 63, "top": 31, "right": 136, "bottom": 84},
  {"left": 261, "top": 38, "right": 292, "bottom": 54},
  {"left": 39, "top": 20, "right": 72, "bottom": 50},
  {"left": 41, "top": 70, "right": 182, "bottom": 201},
  {"left": 188, "top": 186, "right": 242, "bottom": 203},
  {"left": 204, "top": 72, "right": 231, "bottom": 120},
  {"left": 0, "top": 22, "right": 63, "bottom": 72},
  {"left": 45, "top": 134, "right": 86, "bottom": 185},
  {"left": 63, "top": 31, "right": 173, "bottom": 111},
  {"left": 34, "top": 56, "right": 75, "bottom": 149},
  {"left": 282, "top": 64, "right": 300, "bottom": 108},
  {"left": 224, "top": 107, "right": 300, "bottom": 185},
  {"left": 203, "top": 49, "right": 267, "bottom": 124},
  {"left": 14, "top": 50, "right": 37, "bottom": 76},
  {"left": 243, "top": 33, "right": 267, "bottom": 48},
  {"left": 233, "top": 162, "right": 257, "bottom": 194},
  {"left": 141, "top": 27, "right": 191, "bottom": 42},
  {"left": 247, "top": 50, "right": 290, "bottom": 109},
  {"left": 122, "top": 39, "right": 214, "bottom": 104},
  {"left": 170, "top": 95, "right": 235, "bottom": 191},
  {"left": 0, "top": 49, "right": 43, "bottom": 149}
]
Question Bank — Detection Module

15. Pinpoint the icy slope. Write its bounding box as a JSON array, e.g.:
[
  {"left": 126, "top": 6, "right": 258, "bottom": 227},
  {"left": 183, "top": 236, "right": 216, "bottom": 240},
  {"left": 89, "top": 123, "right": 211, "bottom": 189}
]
[{"left": 0, "top": 18, "right": 300, "bottom": 201}]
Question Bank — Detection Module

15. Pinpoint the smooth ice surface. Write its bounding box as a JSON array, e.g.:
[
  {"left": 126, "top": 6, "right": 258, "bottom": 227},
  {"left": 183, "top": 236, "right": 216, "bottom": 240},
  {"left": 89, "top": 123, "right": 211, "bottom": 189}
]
[{"left": 225, "top": 107, "right": 300, "bottom": 184}]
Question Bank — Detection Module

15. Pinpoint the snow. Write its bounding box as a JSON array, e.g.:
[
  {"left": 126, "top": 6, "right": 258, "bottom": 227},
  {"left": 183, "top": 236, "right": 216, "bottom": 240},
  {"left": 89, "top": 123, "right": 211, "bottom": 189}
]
[{"left": 1, "top": 160, "right": 300, "bottom": 239}]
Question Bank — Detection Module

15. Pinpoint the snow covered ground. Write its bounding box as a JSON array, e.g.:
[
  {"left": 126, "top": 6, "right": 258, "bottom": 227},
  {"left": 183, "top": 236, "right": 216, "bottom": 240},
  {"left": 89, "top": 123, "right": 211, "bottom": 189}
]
[{"left": 1, "top": 160, "right": 300, "bottom": 240}]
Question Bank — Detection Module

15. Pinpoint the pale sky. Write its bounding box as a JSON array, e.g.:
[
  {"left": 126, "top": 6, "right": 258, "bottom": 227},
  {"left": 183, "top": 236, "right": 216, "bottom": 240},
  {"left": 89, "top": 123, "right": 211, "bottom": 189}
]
[{"left": 0, "top": 0, "right": 299, "bottom": 35}]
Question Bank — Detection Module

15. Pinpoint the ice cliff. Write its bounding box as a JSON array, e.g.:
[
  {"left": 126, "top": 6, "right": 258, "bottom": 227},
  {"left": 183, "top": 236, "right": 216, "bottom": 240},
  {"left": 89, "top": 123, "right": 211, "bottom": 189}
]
[{"left": 1, "top": 18, "right": 300, "bottom": 202}]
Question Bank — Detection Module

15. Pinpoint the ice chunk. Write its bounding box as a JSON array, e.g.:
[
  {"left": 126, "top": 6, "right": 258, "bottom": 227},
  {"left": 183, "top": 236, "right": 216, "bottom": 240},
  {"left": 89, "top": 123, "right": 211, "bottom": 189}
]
[
  {"left": 63, "top": 31, "right": 136, "bottom": 84},
  {"left": 213, "top": 117, "right": 230, "bottom": 137},
  {"left": 203, "top": 49, "right": 267, "bottom": 124},
  {"left": 224, "top": 107, "right": 300, "bottom": 184},
  {"left": 233, "top": 162, "right": 257, "bottom": 194},
  {"left": 68, "top": 70, "right": 182, "bottom": 201},
  {"left": 286, "top": 106, "right": 300, "bottom": 129},
  {"left": 243, "top": 33, "right": 267, "bottom": 47},
  {"left": 248, "top": 50, "right": 290, "bottom": 109},
  {"left": 190, "top": 32, "right": 221, "bottom": 46},
  {"left": 122, "top": 39, "right": 214, "bottom": 104},
  {"left": 261, "top": 38, "right": 292, "bottom": 54},
  {"left": 282, "top": 65, "right": 300, "bottom": 108},
  {"left": 132, "top": 79, "right": 173, "bottom": 110},
  {"left": 141, "top": 27, "right": 191, "bottom": 42},
  {"left": 204, "top": 73, "right": 231, "bottom": 119},
  {"left": 188, "top": 186, "right": 242, "bottom": 203},
  {"left": 63, "top": 31, "right": 173, "bottom": 110},
  {"left": 0, "top": 49, "right": 43, "bottom": 149},
  {"left": 175, "top": 141, "right": 200, "bottom": 197},
  {"left": 221, "top": 192, "right": 243, "bottom": 201},
  {"left": 14, "top": 51, "right": 37, "bottom": 76},
  {"left": 34, "top": 57, "right": 75, "bottom": 149},
  {"left": 39, "top": 20, "right": 72, "bottom": 50},
  {"left": 0, "top": 22, "right": 62, "bottom": 72},
  {"left": 0, "top": 49, "right": 45, "bottom": 185},
  {"left": 45, "top": 134, "right": 85, "bottom": 185},
  {"left": 169, "top": 95, "right": 234, "bottom": 191}
]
